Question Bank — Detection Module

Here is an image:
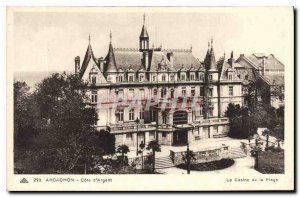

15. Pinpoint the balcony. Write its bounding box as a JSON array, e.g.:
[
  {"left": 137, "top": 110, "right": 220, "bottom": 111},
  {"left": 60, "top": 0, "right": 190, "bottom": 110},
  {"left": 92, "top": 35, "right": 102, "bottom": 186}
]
[{"left": 108, "top": 123, "right": 156, "bottom": 134}]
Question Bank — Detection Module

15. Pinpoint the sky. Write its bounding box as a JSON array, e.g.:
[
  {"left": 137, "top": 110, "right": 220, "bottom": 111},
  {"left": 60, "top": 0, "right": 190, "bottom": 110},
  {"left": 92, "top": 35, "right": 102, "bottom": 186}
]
[{"left": 10, "top": 7, "right": 293, "bottom": 72}]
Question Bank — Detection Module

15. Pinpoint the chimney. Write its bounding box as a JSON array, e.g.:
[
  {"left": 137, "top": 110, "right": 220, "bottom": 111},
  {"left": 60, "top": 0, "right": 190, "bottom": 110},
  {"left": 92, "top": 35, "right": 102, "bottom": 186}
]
[
  {"left": 143, "top": 51, "right": 149, "bottom": 70},
  {"left": 98, "top": 57, "right": 104, "bottom": 72},
  {"left": 75, "top": 56, "right": 80, "bottom": 74},
  {"left": 262, "top": 57, "right": 266, "bottom": 75},
  {"left": 167, "top": 52, "right": 173, "bottom": 66}
]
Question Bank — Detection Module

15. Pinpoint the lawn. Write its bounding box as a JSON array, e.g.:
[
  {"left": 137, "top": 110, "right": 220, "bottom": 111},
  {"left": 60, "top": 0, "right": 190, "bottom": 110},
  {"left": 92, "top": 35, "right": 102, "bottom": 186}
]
[{"left": 256, "top": 150, "right": 284, "bottom": 174}]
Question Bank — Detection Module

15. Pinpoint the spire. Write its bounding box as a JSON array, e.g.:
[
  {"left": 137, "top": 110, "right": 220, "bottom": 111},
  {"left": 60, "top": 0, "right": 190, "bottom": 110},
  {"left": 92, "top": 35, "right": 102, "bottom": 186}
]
[
  {"left": 104, "top": 31, "right": 117, "bottom": 73},
  {"left": 89, "top": 33, "right": 91, "bottom": 44},
  {"left": 140, "top": 14, "right": 149, "bottom": 38},
  {"left": 209, "top": 37, "right": 217, "bottom": 71},
  {"left": 109, "top": 30, "right": 112, "bottom": 44}
]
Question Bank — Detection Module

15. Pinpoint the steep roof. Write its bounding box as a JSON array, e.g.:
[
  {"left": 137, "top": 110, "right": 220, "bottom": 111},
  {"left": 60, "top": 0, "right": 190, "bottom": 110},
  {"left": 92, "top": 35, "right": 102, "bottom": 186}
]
[
  {"left": 113, "top": 50, "right": 143, "bottom": 72},
  {"left": 104, "top": 43, "right": 118, "bottom": 73},
  {"left": 140, "top": 25, "right": 149, "bottom": 38},
  {"left": 79, "top": 44, "right": 97, "bottom": 78},
  {"left": 260, "top": 75, "right": 284, "bottom": 86},
  {"left": 245, "top": 54, "right": 285, "bottom": 70},
  {"left": 172, "top": 52, "right": 201, "bottom": 70}
]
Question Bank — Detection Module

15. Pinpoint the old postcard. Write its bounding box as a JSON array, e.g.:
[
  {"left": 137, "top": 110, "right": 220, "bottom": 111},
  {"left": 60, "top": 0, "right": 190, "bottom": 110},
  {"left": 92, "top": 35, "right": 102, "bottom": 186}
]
[{"left": 7, "top": 7, "right": 294, "bottom": 191}]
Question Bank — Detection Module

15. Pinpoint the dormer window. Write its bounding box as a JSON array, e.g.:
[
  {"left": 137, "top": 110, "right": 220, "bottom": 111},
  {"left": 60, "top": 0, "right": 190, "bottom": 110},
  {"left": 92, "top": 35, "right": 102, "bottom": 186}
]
[
  {"left": 199, "top": 73, "right": 204, "bottom": 81},
  {"left": 170, "top": 75, "right": 175, "bottom": 81},
  {"left": 190, "top": 73, "right": 195, "bottom": 81},
  {"left": 245, "top": 75, "right": 248, "bottom": 80},
  {"left": 129, "top": 75, "right": 134, "bottom": 82},
  {"left": 228, "top": 74, "right": 232, "bottom": 80},
  {"left": 118, "top": 75, "right": 123, "bottom": 82},
  {"left": 139, "top": 74, "right": 144, "bottom": 82},
  {"left": 92, "top": 76, "right": 96, "bottom": 84},
  {"left": 181, "top": 74, "right": 186, "bottom": 81}
]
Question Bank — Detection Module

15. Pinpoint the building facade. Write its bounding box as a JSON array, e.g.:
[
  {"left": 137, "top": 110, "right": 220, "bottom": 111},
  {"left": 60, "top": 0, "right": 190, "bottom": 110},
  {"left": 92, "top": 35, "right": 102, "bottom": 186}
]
[
  {"left": 75, "top": 16, "right": 243, "bottom": 148},
  {"left": 235, "top": 53, "right": 285, "bottom": 108}
]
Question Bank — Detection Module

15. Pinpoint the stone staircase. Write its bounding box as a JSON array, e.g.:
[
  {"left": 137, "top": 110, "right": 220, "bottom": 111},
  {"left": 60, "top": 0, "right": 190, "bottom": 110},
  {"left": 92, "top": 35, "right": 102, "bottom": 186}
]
[
  {"left": 155, "top": 156, "right": 175, "bottom": 169},
  {"left": 228, "top": 146, "right": 247, "bottom": 159}
]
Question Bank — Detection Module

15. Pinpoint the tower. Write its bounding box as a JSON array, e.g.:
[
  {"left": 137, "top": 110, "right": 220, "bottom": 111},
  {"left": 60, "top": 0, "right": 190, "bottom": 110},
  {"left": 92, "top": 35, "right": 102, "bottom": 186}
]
[{"left": 139, "top": 13, "right": 149, "bottom": 52}]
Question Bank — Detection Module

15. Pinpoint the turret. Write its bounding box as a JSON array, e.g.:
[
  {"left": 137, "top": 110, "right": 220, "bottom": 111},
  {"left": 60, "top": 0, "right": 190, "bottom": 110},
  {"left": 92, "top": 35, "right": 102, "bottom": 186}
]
[{"left": 139, "top": 13, "right": 149, "bottom": 52}]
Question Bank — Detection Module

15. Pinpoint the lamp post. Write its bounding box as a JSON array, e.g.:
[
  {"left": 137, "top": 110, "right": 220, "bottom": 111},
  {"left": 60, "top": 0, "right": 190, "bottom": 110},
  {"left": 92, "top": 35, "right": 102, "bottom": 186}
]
[
  {"left": 135, "top": 118, "right": 140, "bottom": 156},
  {"left": 248, "top": 111, "right": 251, "bottom": 143},
  {"left": 187, "top": 142, "right": 191, "bottom": 174}
]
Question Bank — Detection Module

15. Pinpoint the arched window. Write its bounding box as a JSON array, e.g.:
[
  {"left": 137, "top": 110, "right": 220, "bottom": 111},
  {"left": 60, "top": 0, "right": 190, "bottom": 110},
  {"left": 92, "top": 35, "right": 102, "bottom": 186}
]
[{"left": 153, "top": 89, "right": 157, "bottom": 95}]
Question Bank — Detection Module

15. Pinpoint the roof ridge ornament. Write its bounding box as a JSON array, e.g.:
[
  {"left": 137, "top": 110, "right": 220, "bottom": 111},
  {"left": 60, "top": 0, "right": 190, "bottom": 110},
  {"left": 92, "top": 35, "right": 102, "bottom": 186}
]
[{"left": 143, "top": 13, "right": 146, "bottom": 25}]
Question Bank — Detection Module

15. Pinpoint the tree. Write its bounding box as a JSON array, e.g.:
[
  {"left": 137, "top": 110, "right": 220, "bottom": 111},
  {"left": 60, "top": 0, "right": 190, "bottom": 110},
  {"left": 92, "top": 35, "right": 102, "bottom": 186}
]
[
  {"left": 14, "top": 73, "right": 114, "bottom": 174},
  {"left": 117, "top": 144, "right": 130, "bottom": 164},
  {"left": 14, "top": 81, "right": 36, "bottom": 149},
  {"left": 146, "top": 140, "right": 161, "bottom": 171}
]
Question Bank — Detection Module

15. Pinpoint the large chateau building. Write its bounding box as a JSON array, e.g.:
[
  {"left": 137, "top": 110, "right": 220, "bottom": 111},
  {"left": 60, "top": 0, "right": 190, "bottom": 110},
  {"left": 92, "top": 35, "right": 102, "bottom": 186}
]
[{"left": 74, "top": 15, "right": 244, "bottom": 147}]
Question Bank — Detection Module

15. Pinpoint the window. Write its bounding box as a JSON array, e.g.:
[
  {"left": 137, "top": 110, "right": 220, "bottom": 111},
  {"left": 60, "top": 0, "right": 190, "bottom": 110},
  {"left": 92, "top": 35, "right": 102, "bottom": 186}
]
[
  {"left": 237, "top": 74, "right": 241, "bottom": 79},
  {"left": 181, "top": 74, "right": 186, "bottom": 81},
  {"left": 162, "top": 132, "right": 167, "bottom": 137},
  {"left": 161, "top": 88, "right": 167, "bottom": 98},
  {"left": 129, "top": 75, "right": 134, "bottom": 82},
  {"left": 245, "top": 75, "right": 249, "bottom": 80},
  {"left": 128, "top": 89, "right": 134, "bottom": 99},
  {"left": 129, "top": 109, "right": 134, "bottom": 121},
  {"left": 182, "top": 87, "right": 186, "bottom": 96},
  {"left": 162, "top": 75, "right": 166, "bottom": 81},
  {"left": 170, "top": 75, "right": 174, "bottom": 81},
  {"left": 149, "top": 131, "right": 155, "bottom": 139},
  {"left": 153, "top": 89, "right": 157, "bottom": 95},
  {"left": 118, "top": 75, "right": 123, "bottom": 82},
  {"left": 229, "top": 86, "right": 233, "bottom": 96},
  {"left": 162, "top": 112, "right": 167, "bottom": 124},
  {"left": 91, "top": 91, "right": 97, "bottom": 103},
  {"left": 118, "top": 89, "right": 124, "bottom": 98},
  {"left": 117, "top": 109, "right": 124, "bottom": 121},
  {"left": 200, "top": 87, "right": 204, "bottom": 96},
  {"left": 208, "top": 109, "right": 213, "bottom": 117},
  {"left": 153, "top": 76, "right": 156, "bottom": 81},
  {"left": 140, "top": 89, "right": 145, "bottom": 99},
  {"left": 191, "top": 87, "right": 195, "bottom": 96},
  {"left": 199, "top": 73, "right": 204, "bottom": 81},
  {"left": 199, "top": 105, "right": 203, "bottom": 116},
  {"left": 139, "top": 74, "right": 144, "bottom": 82},
  {"left": 139, "top": 109, "right": 144, "bottom": 119},
  {"left": 170, "top": 89, "right": 174, "bottom": 98},
  {"left": 151, "top": 110, "right": 156, "bottom": 121},
  {"left": 126, "top": 133, "right": 133, "bottom": 140},
  {"left": 190, "top": 73, "right": 195, "bottom": 81},
  {"left": 92, "top": 76, "right": 96, "bottom": 84},
  {"left": 209, "top": 88, "right": 213, "bottom": 97},
  {"left": 209, "top": 75, "right": 212, "bottom": 81},
  {"left": 228, "top": 74, "right": 232, "bottom": 80}
]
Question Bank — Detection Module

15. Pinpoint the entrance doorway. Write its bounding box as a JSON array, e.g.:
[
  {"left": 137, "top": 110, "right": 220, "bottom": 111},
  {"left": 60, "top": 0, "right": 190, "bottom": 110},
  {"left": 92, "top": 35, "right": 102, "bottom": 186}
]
[{"left": 172, "top": 130, "right": 188, "bottom": 146}]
